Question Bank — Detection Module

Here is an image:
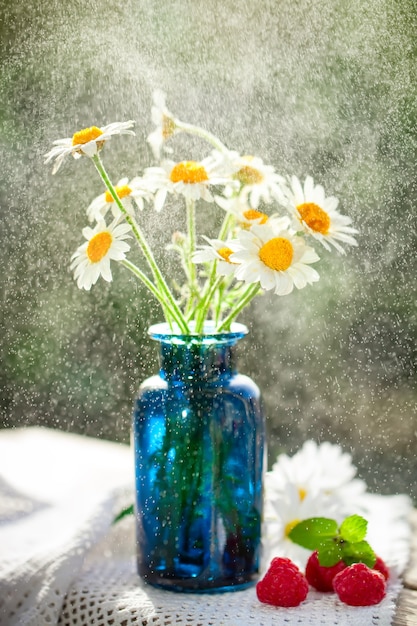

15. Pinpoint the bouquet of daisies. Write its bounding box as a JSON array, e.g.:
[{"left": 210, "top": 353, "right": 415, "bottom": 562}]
[{"left": 44, "top": 90, "right": 357, "bottom": 333}]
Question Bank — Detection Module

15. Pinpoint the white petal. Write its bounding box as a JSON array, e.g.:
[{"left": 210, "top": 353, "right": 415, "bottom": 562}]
[
  {"left": 311, "top": 184, "right": 325, "bottom": 205},
  {"left": 101, "top": 120, "right": 135, "bottom": 135},
  {"left": 303, "top": 176, "right": 315, "bottom": 198},
  {"left": 89, "top": 264, "right": 102, "bottom": 285},
  {"left": 155, "top": 189, "right": 167, "bottom": 212},
  {"left": 289, "top": 267, "right": 307, "bottom": 290},
  {"left": 298, "top": 264, "right": 320, "bottom": 283},
  {"left": 51, "top": 153, "right": 67, "bottom": 174},
  {"left": 81, "top": 141, "right": 99, "bottom": 157},
  {"left": 112, "top": 222, "right": 132, "bottom": 237},
  {"left": 234, "top": 260, "right": 261, "bottom": 282},
  {"left": 291, "top": 176, "right": 304, "bottom": 204},
  {"left": 51, "top": 137, "right": 72, "bottom": 147},
  {"left": 274, "top": 272, "right": 294, "bottom": 295},
  {"left": 300, "top": 247, "right": 320, "bottom": 264},
  {"left": 100, "top": 262, "right": 113, "bottom": 283},
  {"left": 323, "top": 196, "right": 339, "bottom": 212},
  {"left": 259, "top": 269, "right": 276, "bottom": 291}
]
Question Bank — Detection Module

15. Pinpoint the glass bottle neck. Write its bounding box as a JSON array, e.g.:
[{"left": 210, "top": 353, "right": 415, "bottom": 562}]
[
  {"left": 158, "top": 341, "right": 239, "bottom": 384},
  {"left": 148, "top": 322, "right": 247, "bottom": 384}
]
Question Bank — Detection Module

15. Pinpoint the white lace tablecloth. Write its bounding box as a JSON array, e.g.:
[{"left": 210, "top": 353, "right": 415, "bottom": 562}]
[{"left": 0, "top": 427, "right": 412, "bottom": 626}]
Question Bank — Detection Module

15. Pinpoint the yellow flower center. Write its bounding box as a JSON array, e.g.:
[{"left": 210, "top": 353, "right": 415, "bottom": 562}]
[
  {"left": 297, "top": 202, "right": 330, "bottom": 235},
  {"left": 284, "top": 519, "right": 300, "bottom": 538},
  {"left": 72, "top": 126, "right": 104, "bottom": 146},
  {"left": 86, "top": 231, "right": 112, "bottom": 263},
  {"left": 259, "top": 237, "right": 293, "bottom": 271},
  {"left": 104, "top": 185, "right": 132, "bottom": 203},
  {"left": 217, "top": 246, "right": 234, "bottom": 263},
  {"left": 234, "top": 162, "right": 264, "bottom": 186},
  {"left": 162, "top": 115, "right": 176, "bottom": 140},
  {"left": 170, "top": 161, "right": 209, "bottom": 184},
  {"left": 243, "top": 208, "right": 268, "bottom": 224},
  {"left": 298, "top": 487, "right": 307, "bottom": 501}
]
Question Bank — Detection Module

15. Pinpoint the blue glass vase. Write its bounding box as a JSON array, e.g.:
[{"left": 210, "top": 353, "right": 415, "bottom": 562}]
[{"left": 132, "top": 322, "right": 265, "bottom": 592}]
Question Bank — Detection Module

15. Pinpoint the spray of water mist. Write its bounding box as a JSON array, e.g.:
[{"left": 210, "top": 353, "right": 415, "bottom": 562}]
[{"left": 1, "top": 0, "right": 417, "bottom": 500}]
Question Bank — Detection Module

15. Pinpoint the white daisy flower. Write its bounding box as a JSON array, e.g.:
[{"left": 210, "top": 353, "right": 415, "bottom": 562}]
[
  {"left": 70, "top": 219, "right": 131, "bottom": 291},
  {"left": 268, "top": 440, "right": 368, "bottom": 517},
  {"left": 215, "top": 194, "right": 271, "bottom": 228},
  {"left": 86, "top": 177, "right": 153, "bottom": 222},
  {"left": 143, "top": 158, "right": 232, "bottom": 211},
  {"left": 192, "top": 236, "right": 239, "bottom": 276},
  {"left": 282, "top": 175, "right": 358, "bottom": 254},
  {"left": 44, "top": 121, "right": 135, "bottom": 174},
  {"left": 147, "top": 89, "right": 179, "bottom": 159},
  {"left": 230, "top": 220, "right": 320, "bottom": 295},
  {"left": 213, "top": 151, "right": 286, "bottom": 209},
  {"left": 262, "top": 482, "right": 336, "bottom": 570}
]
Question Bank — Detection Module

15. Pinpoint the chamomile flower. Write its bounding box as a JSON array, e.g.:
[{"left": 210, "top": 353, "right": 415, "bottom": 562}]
[
  {"left": 230, "top": 220, "right": 320, "bottom": 295},
  {"left": 215, "top": 194, "right": 271, "bottom": 228},
  {"left": 192, "top": 237, "right": 239, "bottom": 276},
  {"left": 143, "top": 158, "right": 232, "bottom": 211},
  {"left": 268, "top": 440, "right": 367, "bottom": 516},
  {"left": 44, "top": 121, "right": 135, "bottom": 174},
  {"left": 86, "top": 177, "right": 153, "bottom": 222},
  {"left": 262, "top": 482, "right": 336, "bottom": 569},
  {"left": 147, "top": 89, "right": 179, "bottom": 159},
  {"left": 70, "top": 219, "right": 131, "bottom": 291},
  {"left": 282, "top": 175, "right": 358, "bottom": 254},
  {"left": 213, "top": 151, "right": 286, "bottom": 209}
]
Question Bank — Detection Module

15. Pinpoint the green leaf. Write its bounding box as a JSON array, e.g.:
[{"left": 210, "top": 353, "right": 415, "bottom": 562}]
[
  {"left": 112, "top": 503, "right": 134, "bottom": 524},
  {"left": 341, "top": 540, "right": 376, "bottom": 567},
  {"left": 288, "top": 517, "right": 339, "bottom": 550},
  {"left": 316, "top": 540, "right": 344, "bottom": 567},
  {"left": 339, "top": 514, "right": 368, "bottom": 543}
]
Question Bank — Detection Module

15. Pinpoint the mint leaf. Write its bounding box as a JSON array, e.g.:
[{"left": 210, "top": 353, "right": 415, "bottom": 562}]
[
  {"left": 316, "top": 540, "right": 344, "bottom": 567},
  {"left": 288, "top": 513, "right": 377, "bottom": 569},
  {"left": 341, "top": 540, "right": 376, "bottom": 568},
  {"left": 339, "top": 514, "right": 368, "bottom": 543},
  {"left": 288, "top": 517, "right": 338, "bottom": 550}
]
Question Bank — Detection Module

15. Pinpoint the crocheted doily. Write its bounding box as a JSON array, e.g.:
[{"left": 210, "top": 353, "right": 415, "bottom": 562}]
[
  {"left": 57, "top": 492, "right": 411, "bottom": 626},
  {"left": 0, "top": 428, "right": 412, "bottom": 626}
]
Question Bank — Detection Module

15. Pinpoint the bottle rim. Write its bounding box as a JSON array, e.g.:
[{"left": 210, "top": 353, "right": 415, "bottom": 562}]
[{"left": 148, "top": 321, "right": 248, "bottom": 344}]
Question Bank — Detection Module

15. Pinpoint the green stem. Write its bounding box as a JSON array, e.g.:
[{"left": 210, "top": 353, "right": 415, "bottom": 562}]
[
  {"left": 215, "top": 283, "right": 261, "bottom": 332},
  {"left": 193, "top": 212, "right": 236, "bottom": 331},
  {"left": 92, "top": 154, "right": 189, "bottom": 333},
  {"left": 214, "top": 283, "right": 224, "bottom": 326},
  {"left": 195, "top": 275, "right": 224, "bottom": 333},
  {"left": 217, "top": 211, "right": 235, "bottom": 241},
  {"left": 185, "top": 197, "right": 198, "bottom": 316},
  {"left": 174, "top": 120, "right": 229, "bottom": 154},
  {"left": 120, "top": 260, "right": 181, "bottom": 329}
]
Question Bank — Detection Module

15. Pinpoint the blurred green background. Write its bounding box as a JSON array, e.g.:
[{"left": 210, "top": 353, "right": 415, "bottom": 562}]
[{"left": 1, "top": 0, "right": 416, "bottom": 501}]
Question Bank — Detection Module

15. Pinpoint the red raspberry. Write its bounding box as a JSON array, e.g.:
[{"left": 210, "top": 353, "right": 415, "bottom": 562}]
[
  {"left": 305, "top": 551, "right": 347, "bottom": 592},
  {"left": 373, "top": 555, "right": 389, "bottom": 580},
  {"left": 333, "top": 563, "right": 386, "bottom": 606},
  {"left": 256, "top": 557, "right": 309, "bottom": 607}
]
